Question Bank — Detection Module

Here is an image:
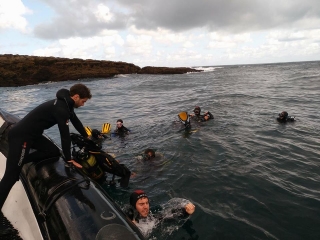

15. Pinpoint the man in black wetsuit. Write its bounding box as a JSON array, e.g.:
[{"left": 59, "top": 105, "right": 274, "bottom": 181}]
[
  {"left": 189, "top": 106, "right": 214, "bottom": 122},
  {"left": 277, "top": 111, "right": 295, "bottom": 122},
  {"left": 125, "top": 190, "right": 195, "bottom": 237},
  {"left": 114, "top": 119, "right": 130, "bottom": 135},
  {"left": 0, "top": 84, "right": 91, "bottom": 227}
]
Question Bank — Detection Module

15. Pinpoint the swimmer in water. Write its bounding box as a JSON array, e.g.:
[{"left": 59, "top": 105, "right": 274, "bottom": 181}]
[
  {"left": 189, "top": 106, "right": 214, "bottom": 122},
  {"left": 114, "top": 119, "right": 130, "bottom": 135},
  {"left": 277, "top": 111, "right": 295, "bottom": 122},
  {"left": 124, "top": 190, "right": 195, "bottom": 237},
  {"left": 143, "top": 149, "right": 156, "bottom": 160}
]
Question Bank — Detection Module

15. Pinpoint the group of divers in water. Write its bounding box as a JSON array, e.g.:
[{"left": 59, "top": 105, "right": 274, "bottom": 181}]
[{"left": 0, "top": 83, "right": 295, "bottom": 237}]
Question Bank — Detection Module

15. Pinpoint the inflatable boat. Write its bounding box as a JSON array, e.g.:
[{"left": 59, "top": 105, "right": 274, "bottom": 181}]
[{"left": 0, "top": 108, "right": 145, "bottom": 240}]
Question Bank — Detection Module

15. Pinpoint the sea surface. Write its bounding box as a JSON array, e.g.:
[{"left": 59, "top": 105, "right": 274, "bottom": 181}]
[{"left": 1, "top": 61, "right": 320, "bottom": 240}]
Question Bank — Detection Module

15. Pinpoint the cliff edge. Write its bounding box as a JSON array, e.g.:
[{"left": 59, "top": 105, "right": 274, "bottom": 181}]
[{"left": 0, "top": 54, "right": 202, "bottom": 87}]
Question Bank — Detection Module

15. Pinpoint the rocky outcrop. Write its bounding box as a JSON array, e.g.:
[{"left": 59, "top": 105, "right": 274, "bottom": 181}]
[
  {"left": 0, "top": 54, "right": 140, "bottom": 87},
  {"left": 0, "top": 54, "right": 202, "bottom": 87},
  {"left": 139, "top": 66, "right": 201, "bottom": 74}
]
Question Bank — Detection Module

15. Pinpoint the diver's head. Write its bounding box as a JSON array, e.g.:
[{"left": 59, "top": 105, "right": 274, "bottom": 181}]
[
  {"left": 144, "top": 149, "right": 155, "bottom": 160},
  {"left": 193, "top": 106, "right": 201, "bottom": 116},
  {"left": 130, "top": 190, "right": 149, "bottom": 217},
  {"left": 91, "top": 129, "right": 102, "bottom": 139},
  {"left": 116, "top": 119, "right": 123, "bottom": 128},
  {"left": 278, "top": 111, "right": 288, "bottom": 119}
]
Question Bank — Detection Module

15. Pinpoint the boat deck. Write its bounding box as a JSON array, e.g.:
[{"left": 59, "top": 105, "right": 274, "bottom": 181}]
[{"left": 0, "top": 152, "right": 43, "bottom": 240}]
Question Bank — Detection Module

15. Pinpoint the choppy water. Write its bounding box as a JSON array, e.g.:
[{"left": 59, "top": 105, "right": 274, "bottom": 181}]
[{"left": 1, "top": 61, "right": 320, "bottom": 239}]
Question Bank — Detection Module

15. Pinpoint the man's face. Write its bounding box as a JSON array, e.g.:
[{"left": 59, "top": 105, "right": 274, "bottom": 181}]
[
  {"left": 279, "top": 112, "right": 285, "bottom": 119},
  {"left": 72, "top": 94, "right": 88, "bottom": 108},
  {"left": 147, "top": 152, "right": 154, "bottom": 159},
  {"left": 135, "top": 197, "right": 149, "bottom": 218}
]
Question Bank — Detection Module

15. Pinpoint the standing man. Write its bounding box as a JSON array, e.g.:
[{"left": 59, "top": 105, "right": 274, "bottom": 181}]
[{"left": 0, "top": 83, "right": 91, "bottom": 215}]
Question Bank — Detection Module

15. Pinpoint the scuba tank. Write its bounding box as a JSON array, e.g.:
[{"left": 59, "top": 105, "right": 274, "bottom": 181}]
[
  {"left": 71, "top": 133, "right": 131, "bottom": 187},
  {"left": 76, "top": 148, "right": 105, "bottom": 180}
]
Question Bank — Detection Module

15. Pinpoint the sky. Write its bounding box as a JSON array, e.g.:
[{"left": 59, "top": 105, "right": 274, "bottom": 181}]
[{"left": 0, "top": 0, "right": 320, "bottom": 67}]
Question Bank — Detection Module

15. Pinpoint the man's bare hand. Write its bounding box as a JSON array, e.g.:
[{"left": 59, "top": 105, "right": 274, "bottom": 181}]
[
  {"left": 185, "top": 203, "right": 195, "bottom": 215},
  {"left": 68, "top": 160, "right": 83, "bottom": 168}
]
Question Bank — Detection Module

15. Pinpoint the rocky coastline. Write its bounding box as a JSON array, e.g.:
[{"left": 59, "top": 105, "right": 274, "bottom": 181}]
[{"left": 0, "top": 54, "right": 202, "bottom": 87}]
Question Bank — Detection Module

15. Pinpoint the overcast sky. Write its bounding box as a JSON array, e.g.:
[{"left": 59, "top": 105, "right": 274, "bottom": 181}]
[{"left": 0, "top": 0, "right": 319, "bottom": 67}]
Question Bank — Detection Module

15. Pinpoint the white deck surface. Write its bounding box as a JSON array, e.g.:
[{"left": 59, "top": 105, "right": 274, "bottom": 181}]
[{"left": 0, "top": 152, "right": 43, "bottom": 240}]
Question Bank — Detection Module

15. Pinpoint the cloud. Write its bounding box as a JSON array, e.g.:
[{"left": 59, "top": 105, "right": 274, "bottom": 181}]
[
  {"left": 33, "top": 30, "right": 124, "bottom": 59},
  {"left": 212, "top": 29, "right": 320, "bottom": 63},
  {"left": 4, "top": 0, "right": 318, "bottom": 67},
  {"left": 208, "top": 32, "right": 252, "bottom": 49},
  {"left": 115, "top": 0, "right": 320, "bottom": 33},
  {"left": 32, "top": 0, "right": 320, "bottom": 40},
  {"left": 0, "top": 0, "right": 31, "bottom": 32},
  {"left": 94, "top": 3, "right": 113, "bottom": 23},
  {"left": 33, "top": 1, "right": 127, "bottom": 39}
]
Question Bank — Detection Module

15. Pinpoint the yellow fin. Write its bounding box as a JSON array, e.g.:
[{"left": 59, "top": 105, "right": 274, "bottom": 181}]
[
  {"left": 178, "top": 111, "right": 188, "bottom": 122},
  {"left": 84, "top": 126, "right": 92, "bottom": 136},
  {"left": 101, "top": 123, "right": 111, "bottom": 134}
]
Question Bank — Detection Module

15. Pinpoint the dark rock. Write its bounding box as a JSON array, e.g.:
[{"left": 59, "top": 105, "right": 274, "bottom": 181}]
[
  {"left": 139, "top": 66, "right": 202, "bottom": 74},
  {"left": 0, "top": 54, "right": 202, "bottom": 87}
]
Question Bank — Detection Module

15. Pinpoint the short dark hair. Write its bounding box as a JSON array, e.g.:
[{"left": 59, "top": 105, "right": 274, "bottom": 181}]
[{"left": 70, "top": 83, "right": 92, "bottom": 99}]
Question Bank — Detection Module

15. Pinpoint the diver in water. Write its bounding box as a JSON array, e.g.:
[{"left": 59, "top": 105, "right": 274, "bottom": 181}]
[
  {"left": 143, "top": 149, "right": 156, "bottom": 160},
  {"left": 114, "top": 119, "right": 130, "bottom": 135},
  {"left": 124, "top": 190, "right": 195, "bottom": 237},
  {"left": 70, "top": 133, "right": 132, "bottom": 187},
  {"left": 277, "top": 111, "right": 295, "bottom": 122},
  {"left": 90, "top": 129, "right": 107, "bottom": 148},
  {"left": 189, "top": 106, "right": 214, "bottom": 122}
]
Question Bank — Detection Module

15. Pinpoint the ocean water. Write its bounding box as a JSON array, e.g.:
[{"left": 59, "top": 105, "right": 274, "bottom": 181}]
[{"left": 1, "top": 61, "right": 320, "bottom": 240}]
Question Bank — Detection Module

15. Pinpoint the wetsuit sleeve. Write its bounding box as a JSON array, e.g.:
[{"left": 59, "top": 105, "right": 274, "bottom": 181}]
[
  {"left": 207, "top": 111, "right": 214, "bottom": 119},
  {"left": 199, "top": 115, "right": 206, "bottom": 122},
  {"left": 171, "top": 207, "right": 189, "bottom": 218},
  {"left": 70, "top": 113, "right": 88, "bottom": 137},
  {"left": 123, "top": 205, "right": 135, "bottom": 220},
  {"left": 54, "top": 108, "right": 72, "bottom": 161},
  {"left": 155, "top": 207, "right": 189, "bottom": 222}
]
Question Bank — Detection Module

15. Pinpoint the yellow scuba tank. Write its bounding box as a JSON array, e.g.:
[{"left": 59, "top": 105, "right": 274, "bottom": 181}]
[{"left": 81, "top": 153, "right": 104, "bottom": 180}]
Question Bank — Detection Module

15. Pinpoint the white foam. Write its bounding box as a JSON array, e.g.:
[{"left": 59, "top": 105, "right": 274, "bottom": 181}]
[
  {"left": 194, "top": 66, "right": 223, "bottom": 72},
  {"left": 114, "top": 74, "right": 130, "bottom": 78},
  {"left": 135, "top": 214, "right": 158, "bottom": 237}
]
